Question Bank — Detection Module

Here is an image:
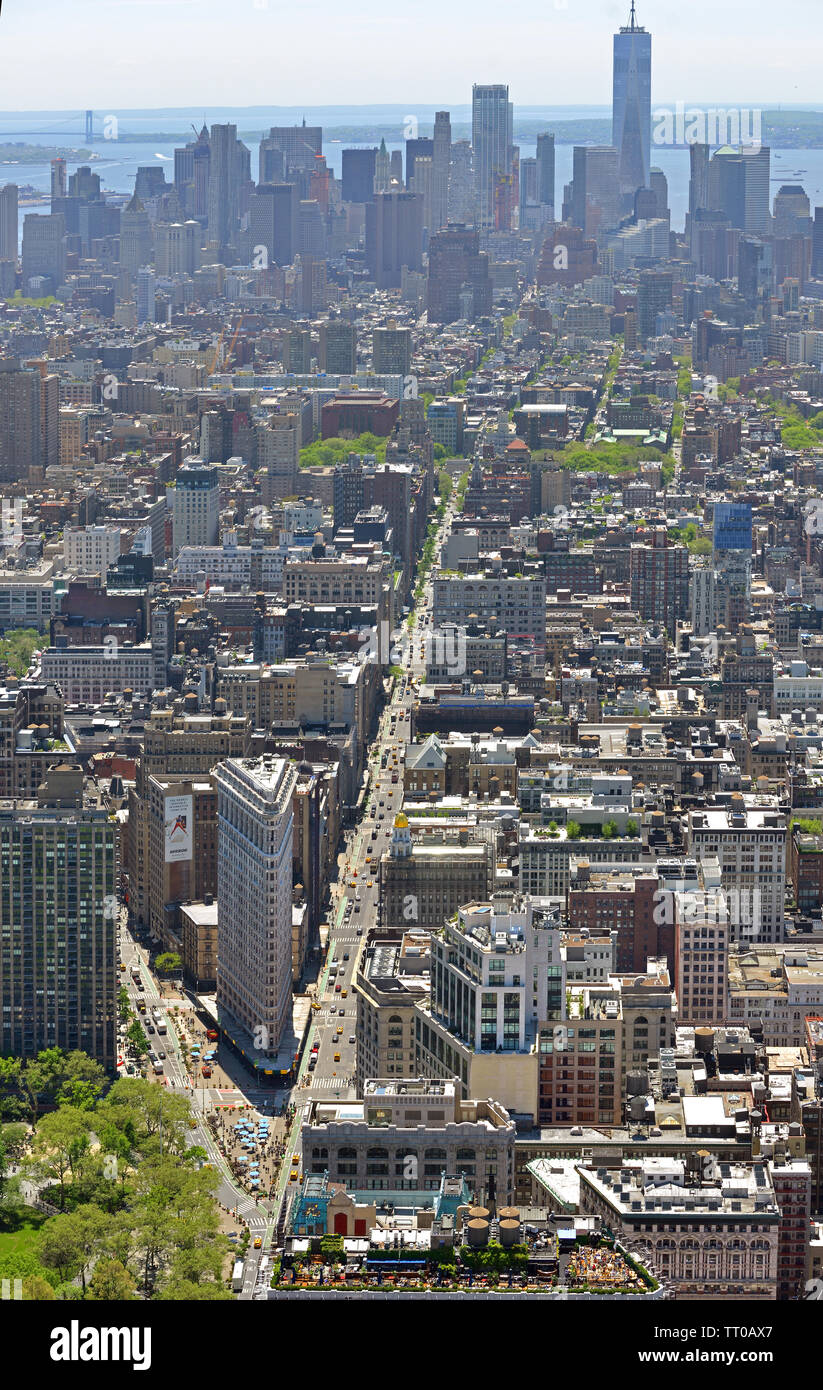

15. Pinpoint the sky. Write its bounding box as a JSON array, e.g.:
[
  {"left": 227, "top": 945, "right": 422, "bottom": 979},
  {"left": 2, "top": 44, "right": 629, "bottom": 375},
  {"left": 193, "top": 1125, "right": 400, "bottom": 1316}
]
[{"left": 0, "top": 0, "right": 819, "bottom": 110}]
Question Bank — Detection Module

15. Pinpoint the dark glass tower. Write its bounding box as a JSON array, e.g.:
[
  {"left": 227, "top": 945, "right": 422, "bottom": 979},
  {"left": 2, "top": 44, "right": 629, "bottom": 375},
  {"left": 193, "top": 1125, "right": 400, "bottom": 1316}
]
[{"left": 612, "top": 2, "right": 651, "bottom": 198}]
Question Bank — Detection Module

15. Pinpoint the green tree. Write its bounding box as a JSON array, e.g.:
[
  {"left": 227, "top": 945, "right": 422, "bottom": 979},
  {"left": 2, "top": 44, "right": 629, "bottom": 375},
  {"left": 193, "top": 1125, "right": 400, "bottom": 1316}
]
[
  {"left": 154, "top": 952, "right": 182, "bottom": 977},
  {"left": 156, "top": 1278, "right": 233, "bottom": 1300},
  {"left": 1, "top": 1121, "right": 28, "bottom": 1164},
  {"left": 22, "top": 1274, "right": 56, "bottom": 1300},
  {"left": 0, "top": 1056, "right": 24, "bottom": 1121},
  {"left": 57, "top": 1052, "right": 107, "bottom": 1110},
  {"left": 566, "top": 820, "right": 582, "bottom": 840},
  {"left": 88, "top": 1258, "right": 138, "bottom": 1301},
  {"left": 602, "top": 819, "right": 619, "bottom": 839},
  {"left": 437, "top": 469, "right": 453, "bottom": 502},
  {"left": 18, "top": 1048, "right": 66, "bottom": 1123},
  {"left": 30, "top": 1106, "right": 91, "bottom": 1209},
  {"left": 0, "top": 628, "right": 46, "bottom": 677},
  {"left": 127, "top": 1020, "right": 148, "bottom": 1059},
  {"left": 38, "top": 1213, "right": 85, "bottom": 1285}
]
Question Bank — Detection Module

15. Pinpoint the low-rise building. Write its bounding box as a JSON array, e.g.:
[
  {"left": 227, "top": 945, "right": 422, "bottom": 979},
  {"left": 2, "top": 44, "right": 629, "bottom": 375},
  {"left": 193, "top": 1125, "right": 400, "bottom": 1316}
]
[
  {"left": 301, "top": 1078, "right": 516, "bottom": 1206},
  {"left": 578, "top": 1158, "right": 779, "bottom": 1299}
]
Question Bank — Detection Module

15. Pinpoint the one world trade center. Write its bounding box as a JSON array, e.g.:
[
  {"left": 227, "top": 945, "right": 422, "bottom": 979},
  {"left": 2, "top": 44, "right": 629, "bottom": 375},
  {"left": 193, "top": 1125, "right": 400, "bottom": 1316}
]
[{"left": 612, "top": 2, "right": 651, "bottom": 200}]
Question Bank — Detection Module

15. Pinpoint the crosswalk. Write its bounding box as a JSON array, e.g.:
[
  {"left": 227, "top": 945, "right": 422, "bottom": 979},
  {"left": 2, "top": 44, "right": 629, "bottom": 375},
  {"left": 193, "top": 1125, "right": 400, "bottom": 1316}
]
[{"left": 309, "top": 1076, "right": 355, "bottom": 1092}]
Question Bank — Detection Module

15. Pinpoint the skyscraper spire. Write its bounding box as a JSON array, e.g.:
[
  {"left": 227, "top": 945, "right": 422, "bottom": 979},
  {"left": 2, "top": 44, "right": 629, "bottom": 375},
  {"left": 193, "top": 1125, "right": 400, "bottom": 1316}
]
[{"left": 630, "top": 0, "right": 637, "bottom": 29}]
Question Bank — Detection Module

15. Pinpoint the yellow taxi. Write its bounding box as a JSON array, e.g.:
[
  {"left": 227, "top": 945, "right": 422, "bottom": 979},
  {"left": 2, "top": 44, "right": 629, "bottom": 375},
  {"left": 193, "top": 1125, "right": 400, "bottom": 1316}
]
[
  {"left": 254, "top": 1237, "right": 262, "bottom": 1249},
  {"left": 334, "top": 1052, "right": 341, "bottom": 1062},
  {"left": 341, "top": 989, "right": 348, "bottom": 998}
]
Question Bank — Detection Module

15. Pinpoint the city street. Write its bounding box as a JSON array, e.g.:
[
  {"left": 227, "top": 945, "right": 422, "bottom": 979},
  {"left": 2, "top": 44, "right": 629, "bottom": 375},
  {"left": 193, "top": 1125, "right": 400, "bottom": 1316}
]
[{"left": 117, "top": 496, "right": 458, "bottom": 1298}]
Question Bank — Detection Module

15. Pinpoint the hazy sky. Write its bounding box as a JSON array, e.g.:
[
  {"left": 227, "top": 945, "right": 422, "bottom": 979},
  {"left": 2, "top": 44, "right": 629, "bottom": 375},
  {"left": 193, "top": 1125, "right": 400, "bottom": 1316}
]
[{"left": 0, "top": 0, "right": 819, "bottom": 110}]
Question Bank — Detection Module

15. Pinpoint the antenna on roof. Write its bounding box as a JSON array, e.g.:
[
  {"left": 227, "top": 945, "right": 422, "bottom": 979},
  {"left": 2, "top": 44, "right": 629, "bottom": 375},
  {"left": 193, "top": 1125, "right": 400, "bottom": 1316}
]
[{"left": 630, "top": 0, "right": 637, "bottom": 27}]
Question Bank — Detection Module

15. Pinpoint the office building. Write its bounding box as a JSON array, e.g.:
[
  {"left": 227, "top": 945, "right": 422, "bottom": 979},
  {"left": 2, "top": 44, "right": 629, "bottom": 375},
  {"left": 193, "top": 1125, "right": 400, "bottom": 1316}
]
[
  {"left": 154, "top": 219, "right": 200, "bottom": 276},
  {"left": 170, "top": 460, "right": 220, "bottom": 555},
  {"left": 708, "top": 145, "right": 771, "bottom": 234},
  {"left": 365, "top": 191, "right": 423, "bottom": 289},
  {"left": 64, "top": 525, "right": 123, "bottom": 576},
  {"left": 258, "top": 411, "right": 301, "bottom": 502},
  {"left": 431, "top": 111, "right": 452, "bottom": 233},
  {"left": 686, "top": 795, "right": 786, "bottom": 945},
  {"left": 250, "top": 182, "right": 298, "bottom": 267},
  {"left": 578, "top": 1158, "right": 779, "bottom": 1299},
  {"left": 636, "top": 267, "right": 673, "bottom": 342},
  {"left": 354, "top": 928, "right": 431, "bottom": 1081},
  {"left": 301, "top": 1079, "right": 516, "bottom": 1204},
  {"left": 427, "top": 223, "right": 493, "bottom": 323},
  {"left": 471, "top": 84, "right": 513, "bottom": 231},
  {"left": 319, "top": 317, "right": 357, "bottom": 374},
  {"left": 0, "top": 769, "right": 117, "bottom": 1068},
  {"left": 379, "top": 812, "right": 492, "bottom": 929},
  {"left": 263, "top": 124, "right": 322, "bottom": 176},
  {"left": 448, "top": 142, "right": 475, "bottom": 224},
  {"left": 372, "top": 320, "right": 412, "bottom": 376},
  {"left": 0, "top": 359, "right": 42, "bottom": 482},
  {"left": 612, "top": 2, "right": 652, "bottom": 196},
  {"left": 215, "top": 756, "right": 298, "bottom": 1055},
  {"left": 21, "top": 213, "right": 66, "bottom": 290},
  {"left": 571, "top": 146, "right": 621, "bottom": 238},
  {"left": 342, "top": 147, "right": 377, "bottom": 203},
  {"left": 536, "top": 133, "right": 555, "bottom": 214},
  {"left": 118, "top": 192, "right": 152, "bottom": 278},
  {"left": 672, "top": 877, "right": 730, "bottom": 1027},
  {"left": 415, "top": 895, "right": 565, "bottom": 1123},
  {"left": 0, "top": 184, "right": 18, "bottom": 262},
  {"left": 207, "top": 123, "right": 242, "bottom": 248},
  {"left": 629, "top": 527, "right": 689, "bottom": 636},
  {"left": 769, "top": 1155, "right": 812, "bottom": 1301}
]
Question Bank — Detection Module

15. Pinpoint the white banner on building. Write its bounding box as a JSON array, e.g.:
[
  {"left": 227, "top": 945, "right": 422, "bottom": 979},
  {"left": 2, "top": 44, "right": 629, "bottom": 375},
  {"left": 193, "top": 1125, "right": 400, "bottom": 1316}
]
[{"left": 164, "top": 794, "right": 193, "bottom": 863}]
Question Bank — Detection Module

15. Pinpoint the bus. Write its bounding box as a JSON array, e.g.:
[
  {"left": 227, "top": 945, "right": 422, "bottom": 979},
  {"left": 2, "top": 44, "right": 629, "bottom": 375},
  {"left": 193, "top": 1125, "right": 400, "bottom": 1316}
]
[{"left": 232, "top": 1259, "right": 245, "bottom": 1293}]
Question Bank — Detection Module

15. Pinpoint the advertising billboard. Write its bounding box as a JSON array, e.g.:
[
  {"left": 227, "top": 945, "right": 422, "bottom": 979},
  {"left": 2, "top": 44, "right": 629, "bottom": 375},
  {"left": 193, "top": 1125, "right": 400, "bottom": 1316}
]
[{"left": 164, "top": 794, "right": 193, "bottom": 863}]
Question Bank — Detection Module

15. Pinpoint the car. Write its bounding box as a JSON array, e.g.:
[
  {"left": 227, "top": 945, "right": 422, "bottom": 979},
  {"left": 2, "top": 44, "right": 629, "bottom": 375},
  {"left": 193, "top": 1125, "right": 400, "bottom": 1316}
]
[
  {"left": 289, "top": 1171, "right": 298, "bottom": 1181},
  {"left": 336, "top": 1027, "right": 343, "bottom": 1036},
  {"left": 343, "top": 952, "right": 350, "bottom": 960},
  {"left": 335, "top": 983, "right": 342, "bottom": 993},
  {"left": 254, "top": 1237, "right": 262, "bottom": 1249},
  {"left": 292, "top": 1154, "right": 299, "bottom": 1164},
  {"left": 339, "top": 1008, "right": 346, "bottom": 1016},
  {"left": 349, "top": 1035, "right": 356, "bottom": 1045},
  {"left": 334, "top": 1052, "right": 341, "bottom": 1062},
  {"left": 146, "top": 1023, "right": 155, "bottom": 1033},
  {"left": 341, "top": 989, "right": 348, "bottom": 998},
  {"left": 158, "top": 1050, "right": 166, "bottom": 1059},
  {"left": 356, "top": 927, "right": 363, "bottom": 936}
]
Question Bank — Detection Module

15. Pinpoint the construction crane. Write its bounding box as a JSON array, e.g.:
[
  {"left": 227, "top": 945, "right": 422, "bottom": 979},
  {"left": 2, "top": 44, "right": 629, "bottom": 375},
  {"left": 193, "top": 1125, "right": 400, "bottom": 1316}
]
[{"left": 207, "top": 314, "right": 243, "bottom": 378}]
